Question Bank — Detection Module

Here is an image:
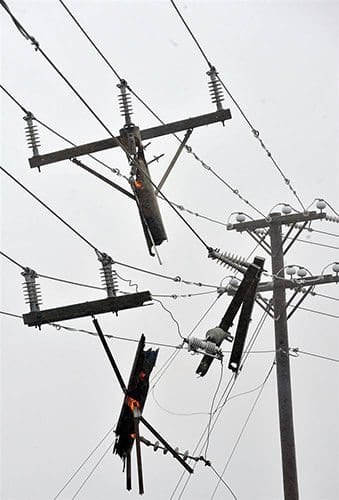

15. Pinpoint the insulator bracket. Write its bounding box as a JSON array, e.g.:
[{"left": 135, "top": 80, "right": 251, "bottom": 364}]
[
  {"left": 21, "top": 267, "right": 42, "bottom": 312},
  {"left": 207, "top": 66, "right": 224, "bottom": 112},
  {"left": 117, "top": 79, "right": 134, "bottom": 127},
  {"left": 24, "top": 112, "right": 40, "bottom": 157},
  {"left": 97, "top": 251, "right": 118, "bottom": 297}
]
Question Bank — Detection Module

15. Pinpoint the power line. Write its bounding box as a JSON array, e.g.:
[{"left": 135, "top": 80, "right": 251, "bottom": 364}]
[
  {"left": 292, "top": 305, "right": 339, "bottom": 319},
  {"left": 1, "top": 242, "right": 219, "bottom": 299},
  {"left": 298, "top": 225, "right": 339, "bottom": 239},
  {"left": 0, "top": 310, "right": 22, "bottom": 319},
  {"left": 204, "top": 360, "right": 224, "bottom": 458},
  {"left": 295, "top": 349, "right": 339, "bottom": 364},
  {"left": 209, "top": 465, "right": 238, "bottom": 500},
  {"left": 53, "top": 426, "right": 115, "bottom": 499},
  {"left": 57, "top": 0, "right": 122, "bottom": 81},
  {"left": 1, "top": 165, "right": 98, "bottom": 251},
  {"left": 1, "top": 249, "right": 105, "bottom": 291},
  {"left": 311, "top": 291, "right": 339, "bottom": 302},
  {"left": 71, "top": 440, "right": 114, "bottom": 499},
  {"left": 291, "top": 237, "right": 339, "bottom": 251},
  {"left": 1, "top": 249, "right": 211, "bottom": 295},
  {"left": 171, "top": 309, "right": 270, "bottom": 499},
  {"left": 209, "top": 360, "right": 275, "bottom": 500},
  {"left": 0, "top": 309, "right": 183, "bottom": 349},
  {"left": 4, "top": 310, "right": 337, "bottom": 365},
  {"left": 0, "top": 250, "right": 26, "bottom": 270},
  {"left": 169, "top": 0, "right": 305, "bottom": 211},
  {"left": 0, "top": 164, "right": 214, "bottom": 287}
]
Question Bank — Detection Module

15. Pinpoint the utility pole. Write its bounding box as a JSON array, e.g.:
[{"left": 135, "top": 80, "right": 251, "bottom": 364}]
[
  {"left": 270, "top": 217, "right": 298, "bottom": 500},
  {"left": 226, "top": 209, "right": 337, "bottom": 500}
]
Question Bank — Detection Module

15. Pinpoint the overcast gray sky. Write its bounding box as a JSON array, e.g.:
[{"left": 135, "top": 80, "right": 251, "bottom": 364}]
[{"left": 1, "top": 1, "right": 338, "bottom": 499}]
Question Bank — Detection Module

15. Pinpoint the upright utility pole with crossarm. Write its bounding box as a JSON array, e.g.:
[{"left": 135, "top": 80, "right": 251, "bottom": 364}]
[{"left": 227, "top": 209, "right": 338, "bottom": 500}]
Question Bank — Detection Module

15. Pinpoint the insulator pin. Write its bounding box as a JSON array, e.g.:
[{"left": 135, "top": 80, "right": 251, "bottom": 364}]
[
  {"left": 97, "top": 252, "right": 118, "bottom": 297},
  {"left": 117, "top": 80, "right": 134, "bottom": 126},
  {"left": 22, "top": 267, "right": 41, "bottom": 312},
  {"left": 24, "top": 112, "right": 40, "bottom": 157},
  {"left": 207, "top": 67, "right": 224, "bottom": 111}
]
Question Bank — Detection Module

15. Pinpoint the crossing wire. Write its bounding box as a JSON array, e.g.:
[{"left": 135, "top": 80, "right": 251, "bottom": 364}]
[
  {"left": 169, "top": 0, "right": 306, "bottom": 211},
  {"left": 55, "top": 0, "right": 266, "bottom": 219},
  {"left": 0, "top": 1, "right": 211, "bottom": 252}
]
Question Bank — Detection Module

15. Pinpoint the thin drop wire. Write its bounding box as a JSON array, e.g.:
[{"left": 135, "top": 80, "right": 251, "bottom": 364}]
[{"left": 153, "top": 298, "right": 184, "bottom": 339}]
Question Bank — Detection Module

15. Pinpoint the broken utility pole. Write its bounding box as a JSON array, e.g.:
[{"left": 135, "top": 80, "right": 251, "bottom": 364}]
[
  {"left": 196, "top": 256, "right": 265, "bottom": 376},
  {"left": 92, "top": 319, "right": 193, "bottom": 495},
  {"left": 23, "top": 291, "right": 152, "bottom": 327},
  {"left": 26, "top": 76, "right": 232, "bottom": 256}
]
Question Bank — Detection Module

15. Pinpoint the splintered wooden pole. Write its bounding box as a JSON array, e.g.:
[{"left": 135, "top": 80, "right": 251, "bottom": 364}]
[
  {"left": 134, "top": 409, "right": 144, "bottom": 495},
  {"left": 126, "top": 452, "right": 132, "bottom": 491}
]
